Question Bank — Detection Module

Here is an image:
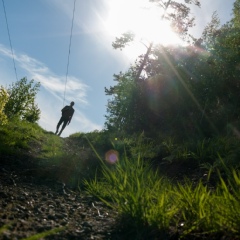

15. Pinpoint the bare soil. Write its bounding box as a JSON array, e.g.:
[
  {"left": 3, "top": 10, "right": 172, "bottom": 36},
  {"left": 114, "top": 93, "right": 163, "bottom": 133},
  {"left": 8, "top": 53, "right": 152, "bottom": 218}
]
[{"left": 0, "top": 136, "right": 122, "bottom": 240}]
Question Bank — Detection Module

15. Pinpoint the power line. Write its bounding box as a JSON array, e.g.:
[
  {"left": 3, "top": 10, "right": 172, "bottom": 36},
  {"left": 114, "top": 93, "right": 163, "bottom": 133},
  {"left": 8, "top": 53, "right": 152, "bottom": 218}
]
[
  {"left": 2, "top": 0, "right": 18, "bottom": 81},
  {"left": 63, "top": 0, "right": 76, "bottom": 106}
]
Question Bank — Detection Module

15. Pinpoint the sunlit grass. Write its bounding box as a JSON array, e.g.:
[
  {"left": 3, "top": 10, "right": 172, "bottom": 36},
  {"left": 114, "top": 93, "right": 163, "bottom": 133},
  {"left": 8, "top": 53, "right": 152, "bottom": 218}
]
[
  {"left": 84, "top": 154, "right": 176, "bottom": 238},
  {"left": 0, "top": 118, "right": 44, "bottom": 152},
  {"left": 0, "top": 224, "right": 10, "bottom": 234},
  {"left": 21, "top": 227, "right": 65, "bottom": 240},
  {"left": 2, "top": 119, "right": 240, "bottom": 238},
  {"left": 39, "top": 135, "right": 64, "bottom": 160},
  {"left": 175, "top": 180, "right": 215, "bottom": 235},
  {"left": 84, "top": 150, "right": 240, "bottom": 239},
  {"left": 0, "top": 224, "right": 65, "bottom": 240}
]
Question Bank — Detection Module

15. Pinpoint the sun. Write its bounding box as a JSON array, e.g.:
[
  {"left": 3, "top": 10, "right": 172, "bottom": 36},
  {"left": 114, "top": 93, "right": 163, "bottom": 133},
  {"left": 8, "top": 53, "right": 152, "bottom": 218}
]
[{"left": 104, "top": 0, "right": 184, "bottom": 46}]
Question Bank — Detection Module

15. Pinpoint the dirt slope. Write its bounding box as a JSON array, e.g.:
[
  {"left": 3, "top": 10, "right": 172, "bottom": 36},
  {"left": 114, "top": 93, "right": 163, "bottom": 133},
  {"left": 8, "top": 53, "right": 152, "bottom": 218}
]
[{"left": 0, "top": 137, "right": 119, "bottom": 240}]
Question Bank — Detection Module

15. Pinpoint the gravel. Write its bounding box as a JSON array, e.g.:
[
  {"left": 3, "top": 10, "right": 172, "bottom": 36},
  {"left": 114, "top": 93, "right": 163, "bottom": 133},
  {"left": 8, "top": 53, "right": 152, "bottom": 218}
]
[{"left": 0, "top": 166, "right": 119, "bottom": 240}]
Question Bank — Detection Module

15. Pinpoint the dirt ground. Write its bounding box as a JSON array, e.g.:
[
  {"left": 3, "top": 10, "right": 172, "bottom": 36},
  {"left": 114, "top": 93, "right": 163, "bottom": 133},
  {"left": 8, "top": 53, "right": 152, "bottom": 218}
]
[{"left": 0, "top": 154, "right": 120, "bottom": 240}]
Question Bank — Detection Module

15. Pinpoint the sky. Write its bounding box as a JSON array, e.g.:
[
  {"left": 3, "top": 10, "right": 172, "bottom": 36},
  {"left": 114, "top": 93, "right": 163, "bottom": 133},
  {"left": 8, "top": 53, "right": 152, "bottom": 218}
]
[{"left": 0, "top": 0, "right": 236, "bottom": 137}]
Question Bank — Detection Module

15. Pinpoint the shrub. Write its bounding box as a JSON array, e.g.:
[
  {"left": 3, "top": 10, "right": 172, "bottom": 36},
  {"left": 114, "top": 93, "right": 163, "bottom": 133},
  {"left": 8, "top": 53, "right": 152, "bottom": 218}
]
[
  {"left": 84, "top": 153, "right": 178, "bottom": 238},
  {"left": 0, "top": 86, "right": 9, "bottom": 125},
  {"left": 4, "top": 77, "right": 41, "bottom": 123}
]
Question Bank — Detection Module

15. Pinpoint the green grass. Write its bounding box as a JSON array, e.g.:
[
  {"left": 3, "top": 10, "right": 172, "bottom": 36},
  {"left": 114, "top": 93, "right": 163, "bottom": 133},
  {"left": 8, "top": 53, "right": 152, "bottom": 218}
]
[
  {"left": 0, "top": 225, "right": 65, "bottom": 240},
  {"left": 0, "top": 118, "right": 106, "bottom": 189},
  {"left": 84, "top": 154, "right": 176, "bottom": 238},
  {"left": 2, "top": 119, "right": 240, "bottom": 238},
  {"left": 0, "top": 118, "right": 43, "bottom": 152},
  {"left": 21, "top": 227, "right": 65, "bottom": 240},
  {"left": 0, "top": 225, "right": 10, "bottom": 234},
  {"left": 84, "top": 151, "right": 240, "bottom": 239},
  {"left": 0, "top": 118, "right": 66, "bottom": 161}
]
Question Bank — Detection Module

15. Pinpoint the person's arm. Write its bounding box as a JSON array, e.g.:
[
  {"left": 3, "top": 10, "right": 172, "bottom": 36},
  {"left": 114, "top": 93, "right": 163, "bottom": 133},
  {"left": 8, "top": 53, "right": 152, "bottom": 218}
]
[
  {"left": 67, "top": 110, "right": 74, "bottom": 125},
  {"left": 68, "top": 116, "right": 72, "bottom": 125}
]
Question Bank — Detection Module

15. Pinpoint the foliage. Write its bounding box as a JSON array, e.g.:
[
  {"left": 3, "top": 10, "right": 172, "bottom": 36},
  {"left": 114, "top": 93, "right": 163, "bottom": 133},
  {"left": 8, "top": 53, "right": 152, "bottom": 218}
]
[
  {"left": 21, "top": 227, "right": 65, "bottom": 240},
  {"left": 0, "top": 86, "right": 9, "bottom": 125},
  {"left": 105, "top": 0, "right": 240, "bottom": 139},
  {"left": 84, "top": 154, "right": 177, "bottom": 238},
  {"left": 175, "top": 171, "right": 240, "bottom": 237},
  {"left": 194, "top": 137, "right": 240, "bottom": 165},
  {"left": 105, "top": 69, "right": 146, "bottom": 134},
  {"left": 112, "top": 0, "right": 201, "bottom": 51},
  {"left": 2, "top": 2, "right": 240, "bottom": 238},
  {"left": 176, "top": 180, "right": 214, "bottom": 235},
  {"left": 106, "top": 0, "right": 205, "bottom": 137},
  {"left": 112, "top": 31, "right": 135, "bottom": 50},
  {"left": 4, "top": 77, "right": 41, "bottom": 123},
  {"left": 158, "top": 136, "right": 240, "bottom": 175},
  {"left": 0, "top": 118, "right": 44, "bottom": 152},
  {"left": 0, "top": 225, "right": 10, "bottom": 234},
  {"left": 69, "top": 130, "right": 116, "bottom": 155},
  {"left": 0, "top": 224, "right": 64, "bottom": 240},
  {"left": 84, "top": 150, "right": 240, "bottom": 239},
  {"left": 106, "top": 44, "right": 206, "bottom": 137},
  {"left": 2, "top": 115, "right": 240, "bottom": 239},
  {"left": 0, "top": 117, "right": 100, "bottom": 188}
]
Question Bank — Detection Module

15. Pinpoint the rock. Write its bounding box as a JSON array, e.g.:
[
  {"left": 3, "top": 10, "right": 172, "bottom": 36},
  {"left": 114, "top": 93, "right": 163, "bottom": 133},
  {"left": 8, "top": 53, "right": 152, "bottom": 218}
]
[{"left": 0, "top": 191, "right": 8, "bottom": 198}]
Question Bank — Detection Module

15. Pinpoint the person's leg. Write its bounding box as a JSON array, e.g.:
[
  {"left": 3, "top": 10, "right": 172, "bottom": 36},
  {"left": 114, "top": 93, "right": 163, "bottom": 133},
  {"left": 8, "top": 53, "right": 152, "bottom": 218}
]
[
  {"left": 55, "top": 117, "right": 64, "bottom": 134},
  {"left": 57, "top": 120, "right": 68, "bottom": 136}
]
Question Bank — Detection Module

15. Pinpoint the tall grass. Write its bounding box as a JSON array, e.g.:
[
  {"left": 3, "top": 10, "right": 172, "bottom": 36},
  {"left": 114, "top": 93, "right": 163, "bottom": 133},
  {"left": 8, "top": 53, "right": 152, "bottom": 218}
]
[
  {"left": 175, "top": 180, "right": 215, "bottom": 236},
  {"left": 2, "top": 119, "right": 240, "bottom": 238},
  {"left": 84, "top": 151, "right": 240, "bottom": 239},
  {"left": 213, "top": 170, "right": 240, "bottom": 234},
  {"left": 84, "top": 154, "right": 177, "bottom": 238}
]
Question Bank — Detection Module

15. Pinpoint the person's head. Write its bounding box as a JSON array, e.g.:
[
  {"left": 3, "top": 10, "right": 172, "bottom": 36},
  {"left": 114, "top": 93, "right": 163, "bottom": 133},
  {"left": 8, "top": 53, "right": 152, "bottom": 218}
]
[{"left": 70, "top": 101, "right": 74, "bottom": 106}]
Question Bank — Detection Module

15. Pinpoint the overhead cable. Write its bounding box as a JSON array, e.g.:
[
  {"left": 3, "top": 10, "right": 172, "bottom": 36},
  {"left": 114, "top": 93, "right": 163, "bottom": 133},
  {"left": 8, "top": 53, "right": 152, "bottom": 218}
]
[
  {"left": 2, "top": 0, "right": 18, "bottom": 81},
  {"left": 63, "top": 0, "right": 76, "bottom": 106}
]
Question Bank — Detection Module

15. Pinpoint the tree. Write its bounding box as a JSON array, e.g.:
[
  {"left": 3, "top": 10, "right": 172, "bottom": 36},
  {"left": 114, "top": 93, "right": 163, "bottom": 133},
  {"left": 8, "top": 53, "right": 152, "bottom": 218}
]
[
  {"left": 105, "top": 68, "right": 146, "bottom": 133},
  {"left": 105, "top": 45, "right": 199, "bottom": 136},
  {"left": 105, "top": 0, "right": 240, "bottom": 138},
  {"left": 105, "top": 0, "right": 201, "bottom": 135},
  {"left": 0, "top": 86, "right": 9, "bottom": 125},
  {"left": 4, "top": 77, "right": 41, "bottom": 123},
  {"left": 112, "top": 0, "right": 200, "bottom": 80},
  {"left": 198, "top": 3, "right": 240, "bottom": 133},
  {"left": 231, "top": 0, "right": 240, "bottom": 27}
]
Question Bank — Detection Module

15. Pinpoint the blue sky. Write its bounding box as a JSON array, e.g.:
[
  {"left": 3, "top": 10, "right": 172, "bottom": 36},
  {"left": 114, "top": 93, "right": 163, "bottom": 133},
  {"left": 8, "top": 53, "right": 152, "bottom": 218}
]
[{"left": 0, "top": 0, "right": 235, "bottom": 137}]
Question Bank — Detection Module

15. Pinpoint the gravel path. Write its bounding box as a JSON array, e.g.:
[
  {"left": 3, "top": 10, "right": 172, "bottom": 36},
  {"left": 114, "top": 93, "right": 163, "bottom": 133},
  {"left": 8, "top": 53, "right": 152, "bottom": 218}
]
[{"left": 0, "top": 165, "right": 119, "bottom": 240}]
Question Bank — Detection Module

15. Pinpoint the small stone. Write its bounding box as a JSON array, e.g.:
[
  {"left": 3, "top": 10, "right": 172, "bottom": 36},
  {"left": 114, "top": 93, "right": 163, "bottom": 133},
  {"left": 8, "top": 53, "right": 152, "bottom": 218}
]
[
  {"left": 0, "top": 191, "right": 8, "bottom": 198},
  {"left": 47, "top": 214, "right": 56, "bottom": 220},
  {"left": 82, "top": 221, "right": 92, "bottom": 229}
]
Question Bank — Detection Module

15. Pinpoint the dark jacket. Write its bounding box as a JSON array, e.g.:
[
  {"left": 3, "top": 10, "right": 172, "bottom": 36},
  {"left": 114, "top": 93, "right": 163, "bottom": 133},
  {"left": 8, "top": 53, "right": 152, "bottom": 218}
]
[{"left": 61, "top": 105, "right": 74, "bottom": 121}]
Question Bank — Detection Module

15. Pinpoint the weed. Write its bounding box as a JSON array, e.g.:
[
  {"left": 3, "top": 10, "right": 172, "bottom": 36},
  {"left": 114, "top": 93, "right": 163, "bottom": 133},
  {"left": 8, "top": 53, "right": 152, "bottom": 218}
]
[
  {"left": 84, "top": 150, "right": 178, "bottom": 237},
  {"left": 21, "top": 227, "right": 65, "bottom": 240},
  {"left": 84, "top": 144, "right": 240, "bottom": 239}
]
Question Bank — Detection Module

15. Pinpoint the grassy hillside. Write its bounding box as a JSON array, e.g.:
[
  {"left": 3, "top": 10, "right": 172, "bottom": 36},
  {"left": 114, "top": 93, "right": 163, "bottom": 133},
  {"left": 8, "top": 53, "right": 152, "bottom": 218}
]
[
  {"left": 0, "top": 119, "right": 99, "bottom": 188},
  {"left": 1, "top": 119, "right": 240, "bottom": 239}
]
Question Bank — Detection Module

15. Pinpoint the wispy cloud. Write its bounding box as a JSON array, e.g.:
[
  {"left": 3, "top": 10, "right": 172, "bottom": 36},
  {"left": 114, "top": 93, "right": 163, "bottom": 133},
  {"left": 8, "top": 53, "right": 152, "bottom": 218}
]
[
  {"left": 0, "top": 45, "right": 89, "bottom": 104},
  {"left": 0, "top": 44, "right": 102, "bottom": 136}
]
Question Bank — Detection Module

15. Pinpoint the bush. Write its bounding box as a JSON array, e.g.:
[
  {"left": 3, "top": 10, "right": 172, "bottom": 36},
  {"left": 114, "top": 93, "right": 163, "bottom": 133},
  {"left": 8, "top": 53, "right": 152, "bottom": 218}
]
[
  {"left": 4, "top": 77, "right": 41, "bottom": 123},
  {"left": 0, "top": 86, "right": 9, "bottom": 125},
  {"left": 84, "top": 148, "right": 240, "bottom": 239}
]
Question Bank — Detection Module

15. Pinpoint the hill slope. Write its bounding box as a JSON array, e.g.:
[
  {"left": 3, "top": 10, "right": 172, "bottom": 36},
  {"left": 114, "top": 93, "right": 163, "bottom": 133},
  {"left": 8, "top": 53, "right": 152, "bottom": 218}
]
[{"left": 0, "top": 121, "right": 118, "bottom": 239}]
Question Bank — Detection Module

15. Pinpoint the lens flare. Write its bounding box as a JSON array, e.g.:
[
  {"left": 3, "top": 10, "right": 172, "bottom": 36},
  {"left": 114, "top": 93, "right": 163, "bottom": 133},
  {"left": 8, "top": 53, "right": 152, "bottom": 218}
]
[{"left": 105, "top": 149, "right": 119, "bottom": 164}]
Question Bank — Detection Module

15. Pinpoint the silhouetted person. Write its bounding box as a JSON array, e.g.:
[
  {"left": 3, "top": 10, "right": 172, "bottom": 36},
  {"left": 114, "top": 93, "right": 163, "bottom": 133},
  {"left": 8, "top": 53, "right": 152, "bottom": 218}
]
[{"left": 55, "top": 101, "right": 75, "bottom": 136}]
